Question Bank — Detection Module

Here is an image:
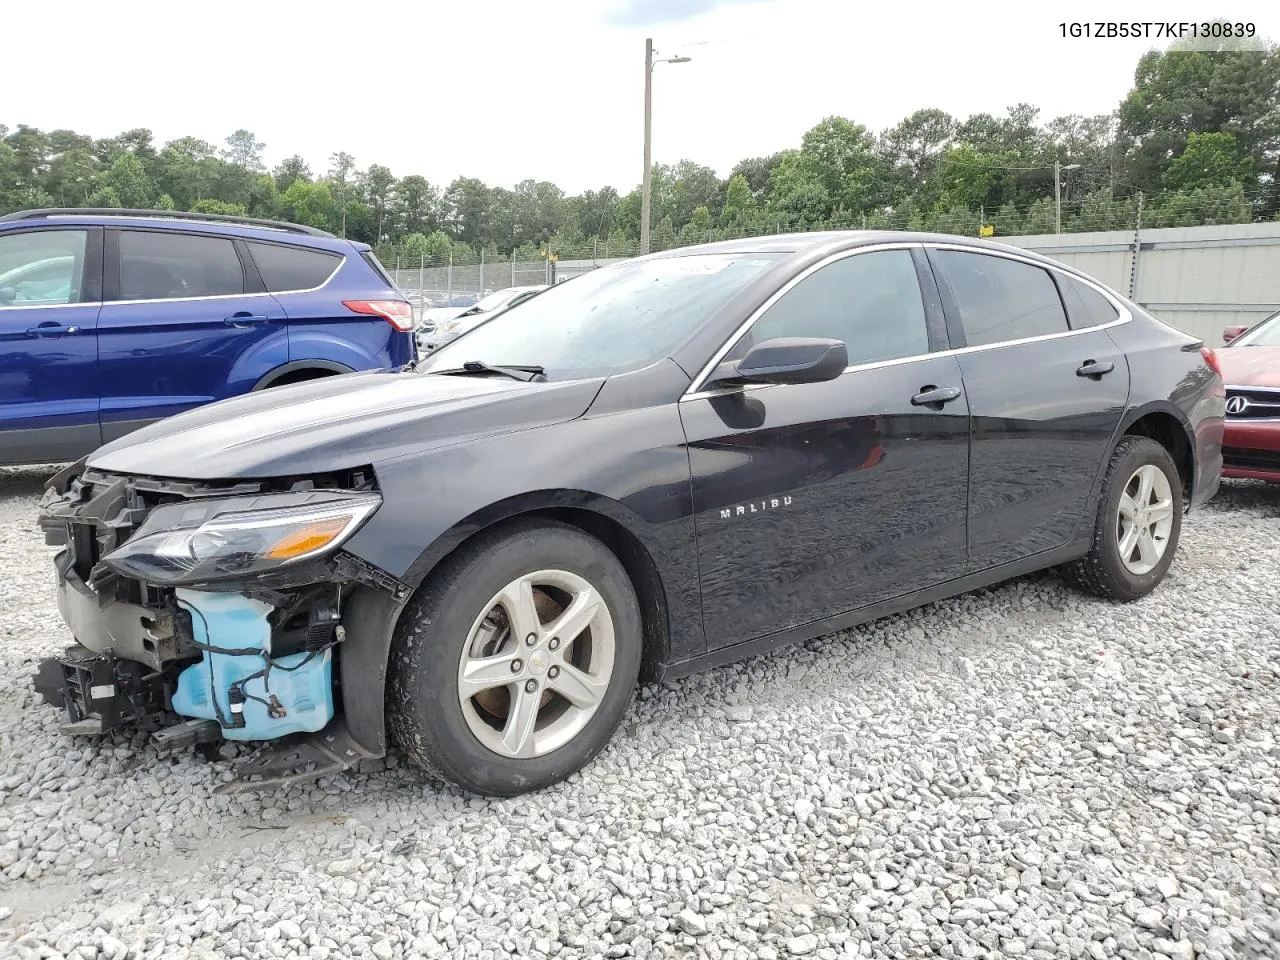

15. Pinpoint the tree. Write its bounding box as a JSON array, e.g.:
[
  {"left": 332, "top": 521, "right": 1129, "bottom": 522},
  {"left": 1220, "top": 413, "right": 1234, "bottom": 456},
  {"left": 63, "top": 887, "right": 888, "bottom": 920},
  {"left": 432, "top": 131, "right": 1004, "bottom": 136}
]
[
  {"left": 365, "top": 164, "right": 396, "bottom": 241},
  {"left": 273, "top": 155, "right": 311, "bottom": 192},
  {"left": 1163, "top": 132, "right": 1253, "bottom": 192},
  {"left": 224, "top": 129, "right": 265, "bottom": 172},
  {"left": 102, "top": 153, "right": 153, "bottom": 208},
  {"left": 442, "top": 177, "right": 493, "bottom": 246},
  {"left": 280, "top": 179, "right": 335, "bottom": 230},
  {"left": 394, "top": 175, "right": 440, "bottom": 237},
  {"left": 720, "top": 173, "right": 756, "bottom": 227},
  {"left": 328, "top": 151, "right": 356, "bottom": 236},
  {"left": 1118, "top": 34, "right": 1280, "bottom": 193}
]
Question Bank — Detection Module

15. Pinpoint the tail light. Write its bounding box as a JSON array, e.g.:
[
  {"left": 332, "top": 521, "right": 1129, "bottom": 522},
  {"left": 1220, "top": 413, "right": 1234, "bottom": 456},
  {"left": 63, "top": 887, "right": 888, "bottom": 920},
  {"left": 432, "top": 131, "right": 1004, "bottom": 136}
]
[
  {"left": 343, "top": 299, "right": 414, "bottom": 332},
  {"left": 1200, "top": 346, "right": 1222, "bottom": 377}
]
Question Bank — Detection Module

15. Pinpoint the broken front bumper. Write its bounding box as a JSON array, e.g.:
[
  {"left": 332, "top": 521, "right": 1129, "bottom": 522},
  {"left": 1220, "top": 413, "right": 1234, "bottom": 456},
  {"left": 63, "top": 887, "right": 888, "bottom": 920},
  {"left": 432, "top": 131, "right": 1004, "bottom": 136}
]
[{"left": 33, "top": 463, "right": 406, "bottom": 791}]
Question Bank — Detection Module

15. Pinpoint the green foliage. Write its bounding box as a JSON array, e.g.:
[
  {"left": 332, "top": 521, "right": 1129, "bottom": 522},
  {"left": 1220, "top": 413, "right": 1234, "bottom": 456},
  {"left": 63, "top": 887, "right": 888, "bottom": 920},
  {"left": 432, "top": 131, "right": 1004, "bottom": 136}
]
[
  {"left": 191, "top": 199, "right": 247, "bottom": 216},
  {"left": 1163, "top": 132, "right": 1254, "bottom": 192}
]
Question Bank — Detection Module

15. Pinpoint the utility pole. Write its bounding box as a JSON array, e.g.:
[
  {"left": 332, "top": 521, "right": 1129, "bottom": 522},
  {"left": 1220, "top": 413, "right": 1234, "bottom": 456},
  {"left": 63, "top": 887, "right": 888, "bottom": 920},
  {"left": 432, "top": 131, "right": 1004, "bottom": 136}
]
[
  {"left": 639, "top": 39, "right": 690, "bottom": 256},
  {"left": 1054, "top": 159, "right": 1062, "bottom": 235},
  {"left": 640, "top": 38, "right": 654, "bottom": 256}
]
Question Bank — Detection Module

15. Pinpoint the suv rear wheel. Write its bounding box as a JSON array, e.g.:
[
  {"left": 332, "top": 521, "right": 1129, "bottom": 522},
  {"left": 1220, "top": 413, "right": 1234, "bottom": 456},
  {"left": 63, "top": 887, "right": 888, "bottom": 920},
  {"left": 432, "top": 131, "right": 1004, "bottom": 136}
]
[{"left": 387, "top": 519, "right": 643, "bottom": 796}]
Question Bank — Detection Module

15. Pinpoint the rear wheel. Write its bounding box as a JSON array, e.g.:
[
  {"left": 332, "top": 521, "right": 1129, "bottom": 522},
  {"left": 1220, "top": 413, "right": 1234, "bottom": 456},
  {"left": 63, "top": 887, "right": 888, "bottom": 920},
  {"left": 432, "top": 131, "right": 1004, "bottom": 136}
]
[
  {"left": 1060, "top": 435, "right": 1183, "bottom": 600},
  {"left": 387, "top": 519, "right": 642, "bottom": 796}
]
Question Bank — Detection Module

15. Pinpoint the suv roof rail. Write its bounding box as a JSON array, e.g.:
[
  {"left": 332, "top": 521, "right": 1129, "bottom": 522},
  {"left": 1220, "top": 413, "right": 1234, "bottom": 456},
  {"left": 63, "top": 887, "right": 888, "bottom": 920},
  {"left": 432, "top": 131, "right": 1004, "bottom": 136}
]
[{"left": 0, "top": 208, "right": 337, "bottom": 238}]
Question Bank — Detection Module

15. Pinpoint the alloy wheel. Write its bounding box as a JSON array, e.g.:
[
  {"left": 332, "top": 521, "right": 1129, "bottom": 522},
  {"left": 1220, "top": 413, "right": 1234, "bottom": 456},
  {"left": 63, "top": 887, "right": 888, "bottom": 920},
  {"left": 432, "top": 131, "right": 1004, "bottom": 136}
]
[
  {"left": 1115, "top": 463, "right": 1175, "bottom": 576},
  {"left": 457, "top": 569, "right": 615, "bottom": 759}
]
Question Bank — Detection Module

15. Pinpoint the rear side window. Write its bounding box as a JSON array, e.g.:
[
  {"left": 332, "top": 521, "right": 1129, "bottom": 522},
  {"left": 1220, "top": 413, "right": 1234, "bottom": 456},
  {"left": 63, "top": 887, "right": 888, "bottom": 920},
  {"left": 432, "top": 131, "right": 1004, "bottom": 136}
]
[
  {"left": 1057, "top": 274, "right": 1120, "bottom": 329},
  {"left": 119, "top": 231, "right": 244, "bottom": 300},
  {"left": 360, "top": 251, "right": 399, "bottom": 290},
  {"left": 934, "top": 250, "right": 1069, "bottom": 347},
  {"left": 247, "top": 241, "right": 342, "bottom": 292}
]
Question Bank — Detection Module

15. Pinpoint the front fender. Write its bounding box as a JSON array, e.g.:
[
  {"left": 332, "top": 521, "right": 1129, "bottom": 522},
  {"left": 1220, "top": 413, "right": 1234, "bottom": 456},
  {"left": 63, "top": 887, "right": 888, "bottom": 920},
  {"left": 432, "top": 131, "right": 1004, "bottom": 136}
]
[{"left": 337, "top": 403, "right": 703, "bottom": 757}]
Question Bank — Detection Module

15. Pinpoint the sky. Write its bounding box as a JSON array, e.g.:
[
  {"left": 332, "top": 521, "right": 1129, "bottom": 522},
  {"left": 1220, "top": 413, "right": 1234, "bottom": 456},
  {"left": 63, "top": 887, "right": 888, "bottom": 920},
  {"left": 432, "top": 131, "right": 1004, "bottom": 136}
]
[{"left": 2, "top": 0, "right": 1276, "bottom": 196}]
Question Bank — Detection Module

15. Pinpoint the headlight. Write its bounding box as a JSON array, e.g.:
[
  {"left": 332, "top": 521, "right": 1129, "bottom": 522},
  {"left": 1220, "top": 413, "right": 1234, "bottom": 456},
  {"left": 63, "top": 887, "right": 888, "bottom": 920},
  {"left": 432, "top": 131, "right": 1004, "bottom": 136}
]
[{"left": 102, "top": 492, "right": 381, "bottom": 585}]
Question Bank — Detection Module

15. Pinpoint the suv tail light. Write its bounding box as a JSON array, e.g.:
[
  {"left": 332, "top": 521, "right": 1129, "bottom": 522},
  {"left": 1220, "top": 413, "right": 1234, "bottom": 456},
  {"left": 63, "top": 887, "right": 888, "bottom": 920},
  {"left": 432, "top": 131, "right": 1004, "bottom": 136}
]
[
  {"left": 343, "top": 299, "right": 414, "bottom": 332},
  {"left": 1200, "top": 346, "right": 1222, "bottom": 377}
]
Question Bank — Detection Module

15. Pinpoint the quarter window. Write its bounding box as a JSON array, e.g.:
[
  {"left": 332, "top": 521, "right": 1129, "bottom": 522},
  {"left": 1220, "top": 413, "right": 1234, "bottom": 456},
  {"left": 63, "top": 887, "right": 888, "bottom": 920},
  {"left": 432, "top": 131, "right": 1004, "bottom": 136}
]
[
  {"left": 934, "top": 250, "right": 1069, "bottom": 347},
  {"left": 0, "top": 230, "right": 88, "bottom": 306},
  {"left": 728, "top": 249, "right": 931, "bottom": 366},
  {"left": 1057, "top": 274, "right": 1119, "bottom": 329},
  {"left": 118, "top": 231, "right": 245, "bottom": 300},
  {"left": 247, "top": 241, "right": 342, "bottom": 292}
]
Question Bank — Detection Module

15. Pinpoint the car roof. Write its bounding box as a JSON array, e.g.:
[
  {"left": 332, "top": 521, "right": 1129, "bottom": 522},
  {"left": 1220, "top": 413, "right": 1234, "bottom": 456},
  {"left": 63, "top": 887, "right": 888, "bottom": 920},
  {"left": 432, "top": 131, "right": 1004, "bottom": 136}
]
[
  {"left": 643, "top": 229, "right": 1066, "bottom": 270},
  {"left": 0, "top": 208, "right": 359, "bottom": 254}
]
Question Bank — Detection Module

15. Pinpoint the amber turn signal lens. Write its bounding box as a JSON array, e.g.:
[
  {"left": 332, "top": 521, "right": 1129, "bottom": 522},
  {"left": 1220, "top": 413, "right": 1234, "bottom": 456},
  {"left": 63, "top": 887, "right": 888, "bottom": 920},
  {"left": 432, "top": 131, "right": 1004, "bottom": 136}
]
[{"left": 264, "top": 516, "right": 350, "bottom": 560}]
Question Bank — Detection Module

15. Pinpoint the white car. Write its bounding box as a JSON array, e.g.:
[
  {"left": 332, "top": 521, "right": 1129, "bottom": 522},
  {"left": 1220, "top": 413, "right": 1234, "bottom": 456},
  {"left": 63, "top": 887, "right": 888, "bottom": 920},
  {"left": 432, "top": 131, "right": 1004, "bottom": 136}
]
[{"left": 415, "top": 285, "right": 546, "bottom": 354}]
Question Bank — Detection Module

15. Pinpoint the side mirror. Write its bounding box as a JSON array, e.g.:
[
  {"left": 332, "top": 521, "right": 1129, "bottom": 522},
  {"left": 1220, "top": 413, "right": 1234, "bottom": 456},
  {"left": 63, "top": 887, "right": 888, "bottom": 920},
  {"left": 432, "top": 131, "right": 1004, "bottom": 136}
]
[
  {"left": 0, "top": 285, "right": 16, "bottom": 306},
  {"left": 1222, "top": 325, "right": 1248, "bottom": 344},
  {"left": 707, "top": 337, "right": 849, "bottom": 388}
]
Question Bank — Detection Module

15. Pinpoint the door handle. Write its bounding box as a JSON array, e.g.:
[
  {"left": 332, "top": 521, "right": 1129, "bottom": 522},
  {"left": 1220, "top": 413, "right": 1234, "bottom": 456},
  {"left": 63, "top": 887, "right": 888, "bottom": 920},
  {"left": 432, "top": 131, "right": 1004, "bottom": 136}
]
[
  {"left": 911, "top": 385, "right": 962, "bottom": 409},
  {"left": 26, "top": 324, "right": 80, "bottom": 338},
  {"left": 223, "top": 313, "right": 269, "bottom": 328},
  {"left": 1076, "top": 359, "right": 1115, "bottom": 380}
]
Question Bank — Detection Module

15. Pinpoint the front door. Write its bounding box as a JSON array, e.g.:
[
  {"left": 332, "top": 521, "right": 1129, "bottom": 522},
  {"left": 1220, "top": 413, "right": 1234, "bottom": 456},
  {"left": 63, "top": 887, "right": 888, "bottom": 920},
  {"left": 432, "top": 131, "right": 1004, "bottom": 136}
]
[
  {"left": 680, "top": 245, "right": 971, "bottom": 650},
  {"left": 926, "top": 247, "right": 1131, "bottom": 569},
  {"left": 97, "top": 228, "right": 289, "bottom": 442},
  {"left": 0, "top": 227, "right": 103, "bottom": 463}
]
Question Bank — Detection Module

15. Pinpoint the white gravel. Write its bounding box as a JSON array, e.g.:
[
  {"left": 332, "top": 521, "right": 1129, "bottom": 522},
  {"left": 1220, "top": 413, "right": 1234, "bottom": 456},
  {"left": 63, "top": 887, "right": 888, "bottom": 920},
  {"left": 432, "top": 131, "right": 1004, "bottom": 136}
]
[{"left": 1, "top": 464, "right": 1278, "bottom": 960}]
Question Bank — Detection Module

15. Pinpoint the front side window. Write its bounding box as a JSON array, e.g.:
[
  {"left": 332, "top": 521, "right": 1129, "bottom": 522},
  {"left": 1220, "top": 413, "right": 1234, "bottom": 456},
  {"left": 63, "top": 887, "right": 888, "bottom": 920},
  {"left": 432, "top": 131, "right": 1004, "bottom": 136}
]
[
  {"left": 0, "top": 230, "right": 87, "bottom": 306},
  {"left": 118, "top": 231, "right": 245, "bottom": 300},
  {"left": 420, "top": 253, "right": 784, "bottom": 381},
  {"left": 726, "top": 249, "right": 931, "bottom": 366},
  {"left": 934, "top": 250, "right": 1069, "bottom": 347}
]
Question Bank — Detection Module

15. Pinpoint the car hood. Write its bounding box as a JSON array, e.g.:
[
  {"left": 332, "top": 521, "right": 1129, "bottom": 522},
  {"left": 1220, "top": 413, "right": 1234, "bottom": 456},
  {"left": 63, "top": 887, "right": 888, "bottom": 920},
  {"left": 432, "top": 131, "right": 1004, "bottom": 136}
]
[
  {"left": 1217, "top": 346, "right": 1280, "bottom": 387},
  {"left": 88, "top": 371, "right": 606, "bottom": 480}
]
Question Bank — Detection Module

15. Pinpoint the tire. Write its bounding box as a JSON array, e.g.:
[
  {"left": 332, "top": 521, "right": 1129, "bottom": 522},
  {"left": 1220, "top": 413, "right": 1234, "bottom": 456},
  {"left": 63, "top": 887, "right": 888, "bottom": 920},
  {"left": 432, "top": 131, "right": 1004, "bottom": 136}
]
[
  {"left": 387, "top": 518, "right": 643, "bottom": 797},
  {"left": 1060, "top": 435, "right": 1183, "bottom": 601}
]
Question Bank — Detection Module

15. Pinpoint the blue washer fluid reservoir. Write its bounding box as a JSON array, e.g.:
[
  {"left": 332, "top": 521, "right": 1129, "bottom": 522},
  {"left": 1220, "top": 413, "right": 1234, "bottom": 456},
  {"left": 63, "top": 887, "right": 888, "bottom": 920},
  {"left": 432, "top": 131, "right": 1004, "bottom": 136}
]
[{"left": 171, "top": 588, "right": 334, "bottom": 741}]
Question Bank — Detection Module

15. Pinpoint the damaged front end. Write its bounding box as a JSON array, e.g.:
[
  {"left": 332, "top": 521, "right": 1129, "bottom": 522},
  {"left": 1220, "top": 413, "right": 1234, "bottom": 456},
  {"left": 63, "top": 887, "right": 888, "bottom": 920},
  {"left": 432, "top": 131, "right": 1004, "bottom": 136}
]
[{"left": 34, "top": 459, "right": 408, "bottom": 792}]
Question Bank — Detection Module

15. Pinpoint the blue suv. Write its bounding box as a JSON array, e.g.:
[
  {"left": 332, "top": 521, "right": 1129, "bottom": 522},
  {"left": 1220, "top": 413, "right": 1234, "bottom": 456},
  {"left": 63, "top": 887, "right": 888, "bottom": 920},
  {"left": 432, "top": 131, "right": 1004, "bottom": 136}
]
[{"left": 0, "top": 208, "right": 416, "bottom": 465}]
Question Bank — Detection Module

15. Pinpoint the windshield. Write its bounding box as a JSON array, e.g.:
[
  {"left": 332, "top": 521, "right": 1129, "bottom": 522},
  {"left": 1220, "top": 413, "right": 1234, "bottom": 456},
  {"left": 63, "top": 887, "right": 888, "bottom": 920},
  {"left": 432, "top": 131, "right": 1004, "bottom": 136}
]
[
  {"left": 470, "top": 288, "right": 522, "bottom": 313},
  {"left": 1233, "top": 311, "right": 1280, "bottom": 347},
  {"left": 419, "top": 253, "right": 783, "bottom": 380}
]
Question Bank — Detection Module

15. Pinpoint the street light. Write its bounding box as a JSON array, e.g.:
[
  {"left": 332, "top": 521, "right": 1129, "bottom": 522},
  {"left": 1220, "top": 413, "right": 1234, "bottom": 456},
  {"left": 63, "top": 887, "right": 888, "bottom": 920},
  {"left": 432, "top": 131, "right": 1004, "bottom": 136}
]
[
  {"left": 640, "top": 38, "right": 692, "bottom": 255},
  {"left": 1055, "top": 161, "right": 1081, "bottom": 235}
]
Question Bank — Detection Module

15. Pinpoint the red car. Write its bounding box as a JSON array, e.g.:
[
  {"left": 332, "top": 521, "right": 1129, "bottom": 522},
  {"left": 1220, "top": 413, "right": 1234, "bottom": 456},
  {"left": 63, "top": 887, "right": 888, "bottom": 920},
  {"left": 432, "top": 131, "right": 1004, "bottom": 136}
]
[{"left": 1219, "top": 310, "right": 1280, "bottom": 483}]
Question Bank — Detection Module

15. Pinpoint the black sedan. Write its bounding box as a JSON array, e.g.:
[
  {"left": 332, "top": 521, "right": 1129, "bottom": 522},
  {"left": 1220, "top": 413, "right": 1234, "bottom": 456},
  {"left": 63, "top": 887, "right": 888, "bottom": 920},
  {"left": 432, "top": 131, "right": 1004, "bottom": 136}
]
[{"left": 34, "top": 232, "right": 1224, "bottom": 797}]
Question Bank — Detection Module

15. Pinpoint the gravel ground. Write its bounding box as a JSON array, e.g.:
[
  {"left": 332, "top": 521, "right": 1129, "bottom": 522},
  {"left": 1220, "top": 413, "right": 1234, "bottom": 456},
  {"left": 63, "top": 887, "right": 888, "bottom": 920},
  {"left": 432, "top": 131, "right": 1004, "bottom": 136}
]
[{"left": 1, "top": 464, "right": 1278, "bottom": 960}]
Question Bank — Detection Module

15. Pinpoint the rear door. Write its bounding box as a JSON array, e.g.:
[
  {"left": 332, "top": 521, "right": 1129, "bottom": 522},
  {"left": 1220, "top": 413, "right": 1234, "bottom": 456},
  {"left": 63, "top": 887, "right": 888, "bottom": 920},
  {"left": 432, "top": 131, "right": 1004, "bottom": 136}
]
[
  {"left": 97, "top": 228, "right": 289, "bottom": 441},
  {"left": 0, "top": 226, "right": 103, "bottom": 463},
  {"left": 925, "top": 246, "right": 1130, "bottom": 570}
]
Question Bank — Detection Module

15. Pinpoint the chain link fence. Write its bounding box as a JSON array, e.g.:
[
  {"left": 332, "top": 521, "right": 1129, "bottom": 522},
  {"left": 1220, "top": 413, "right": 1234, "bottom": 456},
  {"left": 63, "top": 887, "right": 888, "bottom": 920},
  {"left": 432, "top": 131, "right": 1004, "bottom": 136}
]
[{"left": 377, "top": 184, "right": 1276, "bottom": 317}]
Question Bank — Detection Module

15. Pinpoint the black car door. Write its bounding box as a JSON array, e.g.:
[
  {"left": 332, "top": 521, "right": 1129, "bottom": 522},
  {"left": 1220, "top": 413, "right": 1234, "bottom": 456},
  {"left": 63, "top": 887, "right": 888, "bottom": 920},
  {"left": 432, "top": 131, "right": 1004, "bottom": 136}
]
[
  {"left": 679, "top": 244, "right": 971, "bottom": 651},
  {"left": 925, "top": 246, "right": 1131, "bottom": 570}
]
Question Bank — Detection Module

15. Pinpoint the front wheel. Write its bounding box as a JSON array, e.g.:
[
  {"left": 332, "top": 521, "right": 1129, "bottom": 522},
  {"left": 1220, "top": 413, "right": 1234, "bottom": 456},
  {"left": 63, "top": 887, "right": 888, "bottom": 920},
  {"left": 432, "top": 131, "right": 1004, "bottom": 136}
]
[
  {"left": 1060, "top": 435, "right": 1183, "bottom": 601},
  {"left": 387, "top": 519, "right": 642, "bottom": 796}
]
